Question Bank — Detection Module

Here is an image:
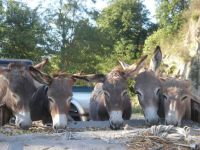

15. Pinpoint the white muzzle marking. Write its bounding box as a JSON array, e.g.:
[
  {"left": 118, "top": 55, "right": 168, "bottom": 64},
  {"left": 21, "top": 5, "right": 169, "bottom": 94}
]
[
  {"left": 166, "top": 110, "right": 178, "bottom": 124},
  {"left": 144, "top": 107, "right": 159, "bottom": 123},
  {"left": 109, "top": 110, "right": 123, "bottom": 125},
  {"left": 15, "top": 111, "right": 32, "bottom": 128},
  {"left": 53, "top": 114, "right": 68, "bottom": 129}
]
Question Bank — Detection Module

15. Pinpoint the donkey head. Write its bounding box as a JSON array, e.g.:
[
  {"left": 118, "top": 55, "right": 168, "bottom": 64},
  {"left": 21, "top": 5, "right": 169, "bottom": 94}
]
[
  {"left": 29, "top": 67, "right": 75, "bottom": 130},
  {"left": 73, "top": 56, "right": 147, "bottom": 129},
  {"left": 162, "top": 78, "right": 192, "bottom": 126},
  {"left": 0, "top": 64, "right": 34, "bottom": 129},
  {"left": 120, "top": 46, "right": 163, "bottom": 125}
]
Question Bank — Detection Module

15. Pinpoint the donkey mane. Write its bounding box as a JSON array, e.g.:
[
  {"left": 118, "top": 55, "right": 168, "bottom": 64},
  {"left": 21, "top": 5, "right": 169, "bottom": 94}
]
[
  {"left": 112, "top": 66, "right": 124, "bottom": 71},
  {"left": 107, "top": 67, "right": 126, "bottom": 85}
]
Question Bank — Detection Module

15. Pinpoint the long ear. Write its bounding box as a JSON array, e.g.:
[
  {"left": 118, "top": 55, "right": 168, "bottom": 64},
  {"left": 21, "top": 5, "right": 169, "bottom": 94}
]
[
  {"left": 118, "top": 60, "right": 133, "bottom": 70},
  {"left": 33, "top": 58, "right": 49, "bottom": 71},
  {"left": 52, "top": 72, "right": 72, "bottom": 78},
  {"left": 149, "top": 46, "right": 162, "bottom": 72},
  {"left": 120, "top": 55, "right": 147, "bottom": 78},
  {"left": 29, "top": 66, "right": 52, "bottom": 85},
  {"left": 72, "top": 74, "right": 105, "bottom": 83}
]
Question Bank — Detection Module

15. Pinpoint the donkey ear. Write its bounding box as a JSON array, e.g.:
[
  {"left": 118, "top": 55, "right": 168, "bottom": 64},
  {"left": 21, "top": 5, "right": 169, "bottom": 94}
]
[
  {"left": 149, "top": 46, "right": 162, "bottom": 72},
  {"left": 29, "top": 66, "right": 52, "bottom": 85},
  {"left": 72, "top": 74, "right": 106, "bottom": 83},
  {"left": 118, "top": 60, "right": 133, "bottom": 70},
  {"left": 122, "top": 55, "right": 148, "bottom": 78},
  {"left": 33, "top": 58, "right": 49, "bottom": 71}
]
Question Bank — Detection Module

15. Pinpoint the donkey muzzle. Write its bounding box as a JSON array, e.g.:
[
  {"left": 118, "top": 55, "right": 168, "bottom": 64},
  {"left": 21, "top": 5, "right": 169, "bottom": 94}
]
[
  {"left": 109, "top": 110, "right": 123, "bottom": 130},
  {"left": 52, "top": 114, "right": 68, "bottom": 130},
  {"left": 15, "top": 111, "right": 32, "bottom": 130}
]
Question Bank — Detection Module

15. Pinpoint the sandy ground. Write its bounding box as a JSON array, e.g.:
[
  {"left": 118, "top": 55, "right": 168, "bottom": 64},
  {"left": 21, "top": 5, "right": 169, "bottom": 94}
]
[{"left": 1, "top": 115, "right": 200, "bottom": 150}]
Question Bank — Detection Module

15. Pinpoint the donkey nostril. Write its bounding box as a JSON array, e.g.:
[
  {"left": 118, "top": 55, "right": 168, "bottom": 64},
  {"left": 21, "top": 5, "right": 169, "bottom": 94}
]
[
  {"left": 53, "top": 125, "right": 57, "bottom": 130},
  {"left": 19, "top": 122, "right": 29, "bottom": 130}
]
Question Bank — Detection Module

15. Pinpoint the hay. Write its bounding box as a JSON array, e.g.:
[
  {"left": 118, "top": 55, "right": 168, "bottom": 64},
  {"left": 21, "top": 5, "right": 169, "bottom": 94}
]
[
  {"left": 128, "top": 125, "right": 199, "bottom": 150},
  {"left": 127, "top": 133, "right": 190, "bottom": 150}
]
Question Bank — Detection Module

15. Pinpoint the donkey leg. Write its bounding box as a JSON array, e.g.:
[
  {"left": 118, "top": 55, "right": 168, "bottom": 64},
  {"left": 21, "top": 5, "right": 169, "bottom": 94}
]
[{"left": 89, "top": 98, "right": 99, "bottom": 120}]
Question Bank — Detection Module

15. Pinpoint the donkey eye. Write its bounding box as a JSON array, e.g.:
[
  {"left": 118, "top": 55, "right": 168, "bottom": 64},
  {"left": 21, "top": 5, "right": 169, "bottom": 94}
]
[
  {"left": 12, "top": 93, "right": 20, "bottom": 102},
  {"left": 12, "top": 94, "right": 17, "bottom": 98},
  {"left": 155, "top": 88, "right": 161, "bottom": 96},
  {"left": 66, "top": 96, "right": 72, "bottom": 105},
  {"left": 135, "top": 90, "right": 142, "bottom": 99},
  {"left": 103, "top": 90, "right": 110, "bottom": 98},
  {"left": 135, "top": 90, "right": 141, "bottom": 96},
  {"left": 163, "top": 94, "right": 168, "bottom": 100},
  {"left": 121, "top": 90, "right": 128, "bottom": 97},
  {"left": 48, "top": 98, "right": 55, "bottom": 103},
  {"left": 181, "top": 96, "right": 187, "bottom": 101}
]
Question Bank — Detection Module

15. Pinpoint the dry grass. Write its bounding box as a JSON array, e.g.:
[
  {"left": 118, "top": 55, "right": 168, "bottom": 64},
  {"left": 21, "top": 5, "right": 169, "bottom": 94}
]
[{"left": 127, "top": 131, "right": 190, "bottom": 150}]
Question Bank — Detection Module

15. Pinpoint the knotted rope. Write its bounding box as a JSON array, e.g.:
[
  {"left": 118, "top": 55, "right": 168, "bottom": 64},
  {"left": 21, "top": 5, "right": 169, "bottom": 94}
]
[{"left": 150, "top": 125, "right": 190, "bottom": 142}]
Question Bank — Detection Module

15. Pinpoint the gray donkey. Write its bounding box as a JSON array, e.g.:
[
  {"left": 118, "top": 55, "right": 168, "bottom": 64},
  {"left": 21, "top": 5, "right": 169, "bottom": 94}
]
[
  {"left": 119, "top": 46, "right": 165, "bottom": 125},
  {"left": 72, "top": 56, "right": 147, "bottom": 130}
]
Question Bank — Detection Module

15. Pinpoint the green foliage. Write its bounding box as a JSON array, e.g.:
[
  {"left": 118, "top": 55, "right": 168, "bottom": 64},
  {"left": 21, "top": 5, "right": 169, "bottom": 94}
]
[
  {"left": 46, "top": 0, "right": 111, "bottom": 74},
  {"left": 144, "top": 29, "right": 165, "bottom": 54},
  {"left": 144, "top": 0, "right": 191, "bottom": 58},
  {"left": 0, "top": 0, "right": 50, "bottom": 61},
  {"left": 97, "top": 0, "right": 151, "bottom": 65},
  {"left": 155, "top": 0, "right": 189, "bottom": 33},
  {"left": 0, "top": 0, "right": 155, "bottom": 76}
]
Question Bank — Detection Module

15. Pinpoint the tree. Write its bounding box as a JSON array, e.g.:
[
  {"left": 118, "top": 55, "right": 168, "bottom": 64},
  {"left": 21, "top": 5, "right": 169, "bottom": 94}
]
[
  {"left": 155, "top": 0, "right": 190, "bottom": 32},
  {"left": 48, "top": 0, "right": 87, "bottom": 70},
  {"left": 0, "top": 0, "right": 50, "bottom": 61},
  {"left": 97, "top": 0, "right": 151, "bottom": 63},
  {"left": 45, "top": 0, "right": 110, "bottom": 73},
  {"left": 64, "top": 19, "right": 112, "bottom": 73}
]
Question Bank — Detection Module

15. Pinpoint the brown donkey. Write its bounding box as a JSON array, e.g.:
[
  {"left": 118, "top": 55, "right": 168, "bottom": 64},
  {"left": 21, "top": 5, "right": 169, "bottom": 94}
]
[
  {"left": 119, "top": 46, "right": 165, "bottom": 125},
  {"left": 0, "top": 64, "right": 35, "bottom": 129},
  {"left": 162, "top": 78, "right": 192, "bottom": 126},
  {"left": 72, "top": 56, "right": 147, "bottom": 130},
  {"left": 29, "top": 67, "right": 75, "bottom": 130}
]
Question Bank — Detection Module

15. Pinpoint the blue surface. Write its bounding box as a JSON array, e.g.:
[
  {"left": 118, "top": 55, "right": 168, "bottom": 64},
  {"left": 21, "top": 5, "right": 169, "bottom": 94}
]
[
  {"left": 72, "top": 86, "right": 93, "bottom": 92},
  {"left": 0, "top": 59, "right": 33, "bottom": 67}
]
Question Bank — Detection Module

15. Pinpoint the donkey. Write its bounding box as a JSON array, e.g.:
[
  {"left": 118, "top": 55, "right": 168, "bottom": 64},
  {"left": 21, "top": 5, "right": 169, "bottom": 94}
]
[
  {"left": 29, "top": 67, "right": 75, "bottom": 130},
  {"left": 119, "top": 46, "right": 165, "bottom": 125},
  {"left": 0, "top": 63, "right": 35, "bottom": 129},
  {"left": 162, "top": 78, "right": 192, "bottom": 126},
  {"left": 72, "top": 56, "right": 147, "bottom": 130}
]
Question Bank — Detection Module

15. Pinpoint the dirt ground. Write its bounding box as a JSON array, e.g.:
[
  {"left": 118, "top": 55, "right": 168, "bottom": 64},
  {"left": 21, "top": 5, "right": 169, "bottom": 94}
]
[{"left": 1, "top": 115, "right": 200, "bottom": 150}]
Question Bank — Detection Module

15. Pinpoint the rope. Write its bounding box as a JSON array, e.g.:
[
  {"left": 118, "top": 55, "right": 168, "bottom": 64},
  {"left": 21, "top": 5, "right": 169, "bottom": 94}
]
[{"left": 150, "top": 125, "right": 190, "bottom": 142}]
